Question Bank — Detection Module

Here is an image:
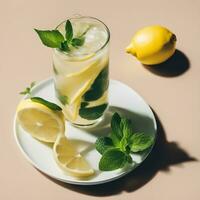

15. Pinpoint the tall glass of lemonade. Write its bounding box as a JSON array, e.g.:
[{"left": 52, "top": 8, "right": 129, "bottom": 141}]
[{"left": 53, "top": 16, "right": 110, "bottom": 126}]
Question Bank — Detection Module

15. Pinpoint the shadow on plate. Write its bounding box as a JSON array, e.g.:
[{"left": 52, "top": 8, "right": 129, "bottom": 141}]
[
  {"left": 38, "top": 106, "right": 197, "bottom": 196},
  {"left": 143, "top": 49, "right": 190, "bottom": 77},
  {"left": 84, "top": 106, "right": 155, "bottom": 138}
]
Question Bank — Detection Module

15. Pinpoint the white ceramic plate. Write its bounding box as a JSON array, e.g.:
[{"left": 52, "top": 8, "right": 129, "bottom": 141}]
[{"left": 14, "top": 79, "right": 157, "bottom": 185}]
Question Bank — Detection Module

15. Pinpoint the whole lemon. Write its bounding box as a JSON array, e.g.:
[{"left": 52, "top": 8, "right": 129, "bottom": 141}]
[{"left": 126, "top": 25, "right": 177, "bottom": 65}]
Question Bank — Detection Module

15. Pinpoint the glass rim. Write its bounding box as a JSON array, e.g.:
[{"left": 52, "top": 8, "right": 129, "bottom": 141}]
[{"left": 54, "top": 16, "right": 110, "bottom": 59}]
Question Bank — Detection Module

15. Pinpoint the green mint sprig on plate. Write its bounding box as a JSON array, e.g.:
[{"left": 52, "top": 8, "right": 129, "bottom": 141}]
[
  {"left": 19, "top": 81, "right": 36, "bottom": 96},
  {"left": 31, "top": 97, "right": 62, "bottom": 111},
  {"left": 20, "top": 82, "right": 62, "bottom": 111},
  {"left": 35, "top": 20, "right": 87, "bottom": 52},
  {"left": 95, "top": 113, "right": 155, "bottom": 171}
]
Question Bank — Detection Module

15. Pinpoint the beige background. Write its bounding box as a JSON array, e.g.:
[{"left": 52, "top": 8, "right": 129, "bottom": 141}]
[{"left": 0, "top": 0, "right": 200, "bottom": 199}]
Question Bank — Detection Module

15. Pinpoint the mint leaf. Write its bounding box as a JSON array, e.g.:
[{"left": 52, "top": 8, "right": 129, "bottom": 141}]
[
  {"left": 31, "top": 97, "right": 62, "bottom": 111},
  {"left": 110, "top": 117, "right": 133, "bottom": 152},
  {"left": 126, "top": 154, "right": 133, "bottom": 163},
  {"left": 55, "top": 89, "right": 68, "bottom": 105},
  {"left": 111, "top": 112, "right": 123, "bottom": 140},
  {"left": 83, "top": 66, "right": 109, "bottom": 101},
  {"left": 79, "top": 25, "right": 91, "bottom": 37},
  {"left": 79, "top": 104, "right": 108, "bottom": 120},
  {"left": 19, "top": 81, "right": 36, "bottom": 96},
  {"left": 30, "top": 81, "right": 36, "bottom": 88},
  {"left": 80, "top": 102, "right": 89, "bottom": 108},
  {"left": 60, "top": 41, "right": 70, "bottom": 52},
  {"left": 129, "top": 133, "right": 154, "bottom": 152},
  {"left": 71, "top": 37, "right": 85, "bottom": 47},
  {"left": 35, "top": 29, "right": 64, "bottom": 48},
  {"left": 58, "top": 95, "right": 68, "bottom": 105},
  {"left": 118, "top": 118, "right": 133, "bottom": 151},
  {"left": 110, "top": 131, "right": 120, "bottom": 147},
  {"left": 19, "top": 87, "right": 30, "bottom": 95},
  {"left": 119, "top": 136, "right": 128, "bottom": 152},
  {"left": 120, "top": 118, "right": 133, "bottom": 139},
  {"left": 71, "top": 25, "right": 90, "bottom": 48},
  {"left": 65, "top": 20, "right": 73, "bottom": 42},
  {"left": 95, "top": 137, "right": 114, "bottom": 155},
  {"left": 19, "top": 90, "right": 28, "bottom": 95},
  {"left": 99, "top": 148, "right": 127, "bottom": 171}
]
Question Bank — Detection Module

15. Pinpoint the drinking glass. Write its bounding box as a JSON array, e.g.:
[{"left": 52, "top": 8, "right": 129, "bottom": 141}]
[{"left": 53, "top": 16, "right": 110, "bottom": 126}]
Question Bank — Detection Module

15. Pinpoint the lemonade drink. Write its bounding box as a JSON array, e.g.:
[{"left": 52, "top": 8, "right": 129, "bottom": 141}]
[{"left": 53, "top": 17, "right": 110, "bottom": 126}]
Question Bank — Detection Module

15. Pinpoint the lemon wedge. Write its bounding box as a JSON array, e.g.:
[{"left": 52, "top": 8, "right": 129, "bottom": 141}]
[
  {"left": 53, "top": 134, "right": 94, "bottom": 177},
  {"left": 17, "top": 99, "right": 65, "bottom": 143}
]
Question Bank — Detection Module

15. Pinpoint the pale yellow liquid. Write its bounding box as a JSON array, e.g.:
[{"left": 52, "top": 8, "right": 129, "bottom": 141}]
[{"left": 53, "top": 17, "right": 109, "bottom": 126}]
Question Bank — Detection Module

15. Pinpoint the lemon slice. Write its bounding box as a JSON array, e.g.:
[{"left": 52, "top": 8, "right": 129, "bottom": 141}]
[
  {"left": 53, "top": 134, "right": 94, "bottom": 177},
  {"left": 76, "top": 53, "right": 95, "bottom": 62},
  {"left": 57, "top": 58, "right": 106, "bottom": 104},
  {"left": 56, "top": 58, "right": 107, "bottom": 121},
  {"left": 61, "top": 78, "right": 95, "bottom": 122},
  {"left": 17, "top": 99, "right": 65, "bottom": 143},
  {"left": 62, "top": 97, "right": 81, "bottom": 122}
]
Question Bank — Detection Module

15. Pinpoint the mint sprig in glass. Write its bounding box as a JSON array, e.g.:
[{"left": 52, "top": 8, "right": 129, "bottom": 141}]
[
  {"left": 35, "top": 20, "right": 86, "bottom": 52},
  {"left": 35, "top": 16, "right": 110, "bottom": 126}
]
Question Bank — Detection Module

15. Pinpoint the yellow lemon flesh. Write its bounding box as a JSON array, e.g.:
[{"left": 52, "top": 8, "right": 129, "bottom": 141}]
[
  {"left": 17, "top": 99, "right": 65, "bottom": 143},
  {"left": 126, "top": 25, "right": 176, "bottom": 65},
  {"left": 53, "top": 134, "right": 94, "bottom": 177},
  {"left": 56, "top": 57, "right": 108, "bottom": 122}
]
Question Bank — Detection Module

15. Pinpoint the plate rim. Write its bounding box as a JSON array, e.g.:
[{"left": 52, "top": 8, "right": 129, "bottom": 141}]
[{"left": 13, "top": 78, "right": 157, "bottom": 185}]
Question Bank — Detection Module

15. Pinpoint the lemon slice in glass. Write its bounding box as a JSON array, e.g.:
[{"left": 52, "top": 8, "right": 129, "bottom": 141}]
[
  {"left": 17, "top": 99, "right": 65, "bottom": 143},
  {"left": 61, "top": 97, "right": 81, "bottom": 122},
  {"left": 61, "top": 78, "right": 94, "bottom": 122},
  {"left": 53, "top": 134, "right": 94, "bottom": 177},
  {"left": 56, "top": 58, "right": 107, "bottom": 121},
  {"left": 56, "top": 59, "right": 106, "bottom": 104}
]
